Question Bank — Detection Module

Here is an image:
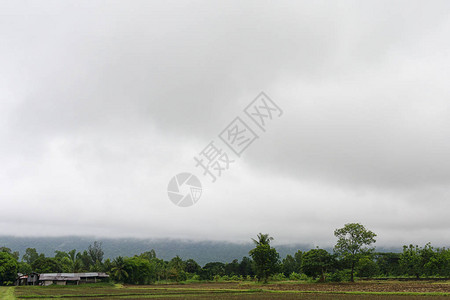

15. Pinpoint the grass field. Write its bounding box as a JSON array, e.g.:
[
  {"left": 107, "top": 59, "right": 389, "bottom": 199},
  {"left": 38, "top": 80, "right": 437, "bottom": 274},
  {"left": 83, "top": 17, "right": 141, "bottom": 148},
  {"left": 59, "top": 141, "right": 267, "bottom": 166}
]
[
  {"left": 9, "top": 281, "right": 450, "bottom": 299},
  {"left": 0, "top": 286, "right": 15, "bottom": 300}
]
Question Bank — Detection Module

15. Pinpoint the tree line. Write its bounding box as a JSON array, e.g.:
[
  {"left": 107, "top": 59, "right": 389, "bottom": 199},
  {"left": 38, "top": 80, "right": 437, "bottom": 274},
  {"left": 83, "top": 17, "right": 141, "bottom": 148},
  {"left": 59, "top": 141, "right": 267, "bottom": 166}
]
[{"left": 1, "top": 223, "right": 450, "bottom": 285}]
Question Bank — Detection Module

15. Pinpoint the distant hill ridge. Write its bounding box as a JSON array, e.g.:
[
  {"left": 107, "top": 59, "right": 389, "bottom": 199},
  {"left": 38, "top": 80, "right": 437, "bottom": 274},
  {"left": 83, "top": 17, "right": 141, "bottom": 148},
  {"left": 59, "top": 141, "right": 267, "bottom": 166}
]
[
  {"left": 0, "top": 236, "right": 313, "bottom": 265},
  {"left": 0, "top": 236, "right": 400, "bottom": 266}
]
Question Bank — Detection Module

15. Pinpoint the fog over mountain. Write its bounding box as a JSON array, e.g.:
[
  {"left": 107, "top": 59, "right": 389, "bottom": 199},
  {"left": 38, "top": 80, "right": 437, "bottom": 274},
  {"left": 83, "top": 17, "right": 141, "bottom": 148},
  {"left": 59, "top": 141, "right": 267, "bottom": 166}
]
[{"left": 0, "top": 236, "right": 402, "bottom": 266}]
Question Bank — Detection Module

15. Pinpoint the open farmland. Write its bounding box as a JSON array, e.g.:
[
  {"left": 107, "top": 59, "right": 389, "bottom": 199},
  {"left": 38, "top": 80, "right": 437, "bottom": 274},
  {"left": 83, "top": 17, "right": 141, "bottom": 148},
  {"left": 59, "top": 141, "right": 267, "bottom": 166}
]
[{"left": 11, "top": 281, "right": 450, "bottom": 299}]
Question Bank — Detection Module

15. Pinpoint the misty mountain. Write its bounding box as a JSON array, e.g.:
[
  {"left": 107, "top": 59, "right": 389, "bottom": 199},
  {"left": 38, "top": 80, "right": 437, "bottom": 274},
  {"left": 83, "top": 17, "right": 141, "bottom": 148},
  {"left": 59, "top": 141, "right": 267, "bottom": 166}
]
[
  {"left": 0, "top": 236, "right": 311, "bottom": 265},
  {"left": 0, "top": 236, "right": 401, "bottom": 266}
]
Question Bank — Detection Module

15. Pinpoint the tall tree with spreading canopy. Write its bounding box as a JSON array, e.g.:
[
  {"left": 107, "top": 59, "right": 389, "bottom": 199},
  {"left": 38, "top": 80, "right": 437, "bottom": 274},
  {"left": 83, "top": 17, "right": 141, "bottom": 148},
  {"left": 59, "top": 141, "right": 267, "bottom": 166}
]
[
  {"left": 334, "top": 223, "right": 376, "bottom": 282},
  {"left": 249, "top": 233, "right": 280, "bottom": 283}
]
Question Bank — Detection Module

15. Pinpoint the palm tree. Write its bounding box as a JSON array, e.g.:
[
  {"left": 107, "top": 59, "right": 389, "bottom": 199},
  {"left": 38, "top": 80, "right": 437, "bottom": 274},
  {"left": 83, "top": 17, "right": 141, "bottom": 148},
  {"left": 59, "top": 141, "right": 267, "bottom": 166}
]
[
  {"left": 67, "top": 249, "right": 80, "bottom": 272},
  {"left": 111, "top": 256, "right": 129, "bottom": 283},
  {"left": 252, "top": 233, "right": 274, "bottom": 246}
]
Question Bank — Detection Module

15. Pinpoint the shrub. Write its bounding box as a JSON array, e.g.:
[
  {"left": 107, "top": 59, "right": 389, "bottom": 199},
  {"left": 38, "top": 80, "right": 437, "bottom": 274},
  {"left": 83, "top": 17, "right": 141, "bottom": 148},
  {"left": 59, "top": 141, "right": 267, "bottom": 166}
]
[
  {"left": 327, "top": 270, "right": 351, "bottom": 282},
  {"left": 289, "top": 272, "right": 302, "bottom": 280},
  {"left": 299, "top": 273, "right": 309, "bottom": 281},
  {"left": 270, "top": 273, "right": 286, "bottom": 281},
  {"left": 188, "top": 274, "right": 200, "bottom": 281}
]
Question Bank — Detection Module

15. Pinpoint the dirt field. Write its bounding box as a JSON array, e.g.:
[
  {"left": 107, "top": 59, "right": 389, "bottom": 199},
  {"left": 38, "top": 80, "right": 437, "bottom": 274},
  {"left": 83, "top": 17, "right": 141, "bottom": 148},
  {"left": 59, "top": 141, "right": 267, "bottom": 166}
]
[{"left": 149, "top": 281, "right": 450, "bottom": 293}]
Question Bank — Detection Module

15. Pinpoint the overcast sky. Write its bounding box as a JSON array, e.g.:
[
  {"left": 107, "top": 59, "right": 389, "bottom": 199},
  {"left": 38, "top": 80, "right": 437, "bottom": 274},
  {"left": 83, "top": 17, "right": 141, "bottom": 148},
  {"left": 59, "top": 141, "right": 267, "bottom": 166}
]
[{"left": 1, "top": 0, "right": 450, "bottom": 247}]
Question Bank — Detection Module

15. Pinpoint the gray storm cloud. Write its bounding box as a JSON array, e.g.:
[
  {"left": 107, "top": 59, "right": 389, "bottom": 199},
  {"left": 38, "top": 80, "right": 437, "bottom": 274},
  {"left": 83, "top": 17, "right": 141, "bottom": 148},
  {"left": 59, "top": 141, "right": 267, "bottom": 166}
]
[{"left": 0, "top": 0, "right": 449, "bottom": 246}]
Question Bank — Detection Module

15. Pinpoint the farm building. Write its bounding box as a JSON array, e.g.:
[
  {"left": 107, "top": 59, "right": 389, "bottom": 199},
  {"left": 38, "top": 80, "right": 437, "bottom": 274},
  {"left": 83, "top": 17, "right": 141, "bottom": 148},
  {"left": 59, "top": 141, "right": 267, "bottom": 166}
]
[
  {"left": 15, "top": 272, "right": 109, "bottom": 286},
  {"left": 15, "top": 273, "right": 39, "bottom": 286}
]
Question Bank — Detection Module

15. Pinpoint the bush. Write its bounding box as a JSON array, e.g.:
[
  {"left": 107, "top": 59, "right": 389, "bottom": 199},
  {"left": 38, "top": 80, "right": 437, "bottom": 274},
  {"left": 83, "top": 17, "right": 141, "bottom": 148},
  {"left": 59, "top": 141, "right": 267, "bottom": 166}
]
[
  {"left": 270, "top": 273, "right": 287, "bottom": 281},
  {"left": 181, "top": 271, "right": 189, "bottom": 282},
  {"left": 289, "top": 272, "right": 301, "bottom": 280},
  {"left": 230, "top": 275, "right": 241, "bottom": 281},
  {"left": 327, "top": 270, "right": 351, "bottom": 282},
  {"left": 299, "top": 273, "right": 310, "bottom": 281},
  {"left": 187, "top": 274, "right": 200, "bottom": 281}
]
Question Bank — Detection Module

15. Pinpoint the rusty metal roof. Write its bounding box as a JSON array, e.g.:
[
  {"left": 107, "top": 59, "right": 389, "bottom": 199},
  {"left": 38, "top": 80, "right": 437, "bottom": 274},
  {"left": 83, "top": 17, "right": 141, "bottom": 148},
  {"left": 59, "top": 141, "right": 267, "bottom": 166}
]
[{"left": 39, "top": 272, "right": 109, "bottom": 278}]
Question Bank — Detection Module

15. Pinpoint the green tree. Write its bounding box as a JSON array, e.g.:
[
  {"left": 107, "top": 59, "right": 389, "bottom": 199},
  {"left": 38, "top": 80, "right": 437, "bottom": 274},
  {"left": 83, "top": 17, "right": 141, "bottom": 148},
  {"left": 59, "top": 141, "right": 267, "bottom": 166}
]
[
  {"left": 225, "top": 259, "right": 240, "bottom": 276},
  {"left": 78, "top": 250, "right": 92, "bottom": 271},
  {"left": 185, "top": 259, "right": 201, "bottom": 274},
  {"left": 65, "top": 249, "right": 83, "bottom": 272},
  {"left": 252, "top": 233, "right": 273, "bottom": 246},
  {"left": 32, "top": 256, "right": 62, "bottom": 273},
  {"left": 374, "top": 252, "right": 401, "bottom": 276},
  {"left": 200, "top": 262, "right": 225, "bottom": 280},
  {"left": 54, "top": 250, "right": 69, "bottom": 261},
  {"left": 54, "top": 250, "right": 74, "bottom": 272},
  {"left": 356, "top": 256, "right": 379, "bottom": 278},
  {"left": 302, "top": 248, "right": 334, "bottom": 282},
  {"left": 279, "top": 251, "right": 302, "bottom": 279},
  {"left": 334, "top": 223, "right": 377, "bottom": 282},
  {"left": 22, "top": 248, "right": 39, "bottom": 265},
  {"left": 282, "top": 254, "right": 296, "bottom": 276},
  {"left": 18, "top": 262, "right": 32, "bottom": 275},
  {"left": 249, "top": 233, "right": 280, "bottom": 283},
  {"left": 111, "top": 256, "right": 129, "bottom": 283},
  {"left": 0, "top": 252, "right": 18, "bottom": 285},
  {"left": 399, "top": 244, "right": 422, "bottom": 278},
  {"left": 399, "top": 244, "right": 438, "bottom": 278},
  {"left": 151, "top": 258, "right": 167, "bottom": 281},
  {"left": 103, "top": 258, "right": 113, "bottom": 274},
  {"left": 436, "top": 248, "right": 450, "bottom": 277},
  {"left": 138, "top": 250, "right": 156, "bottom": 261},
  {"left": 124, "top": 256, "right": 156, "bottom": 284},
  {"left": 168, "top": 256, "right": 187, "bottom": 282},
  {"left": 88, "top": 241, "right": 104, "bottom": 265},
  {"left": 238, "top": 256, "right": 254, "bottom": 276},
  {"left": 420, "top": 243, "right": 439, "bottom": 277},
  {"left": 0, "top": 247, "right": 19, "bottom": 260},
  {"left": 294, "top": 250, "right": 303, "bottom": 273}
]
